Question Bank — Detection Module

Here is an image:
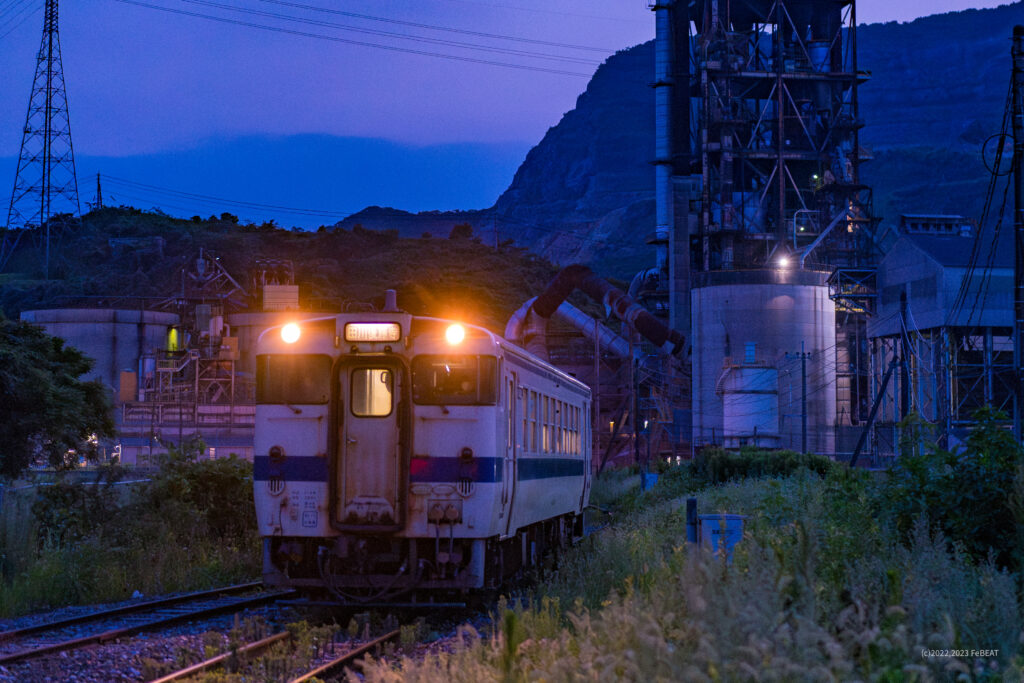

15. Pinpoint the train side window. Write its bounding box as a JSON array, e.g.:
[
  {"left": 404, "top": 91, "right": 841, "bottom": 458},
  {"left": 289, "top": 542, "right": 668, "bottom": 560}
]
[
  {"left": 350, "top": 368, "right": 393, "bottom": 417},
  {"left": 566, "top": 403, "right": 572, "bottom": 454},
  {"left": 574, "top": 405, "right": 580, "bottom": 454},
  {"left": 541, "top": 397, "right": 549, "bottom": 453},
  {"left": 411, "top": 355, "right": 498, "bottom": 405},
  {"left": 561, "top": 401, "right": 569, "bottom": 454},
  {"left": 574, "top": 406, "right": 580, "bottom": 454},
  {"left": 256, "top": 354, "right": 331, "bottom": 404},
  {"left": 521, "top": 388, "right": 528, "bottom": 451},
  {"left": 529, "top": 391, "right": 538, "bottom": 452},
  {"left": 557, "top": 401, "right": 565, "bottom": 454},
  {"left": 548, "top": 398, "right": 555, "bottom": 453},
  {"left": 571, "top": 405, "right": 577, "bottom": 454}
]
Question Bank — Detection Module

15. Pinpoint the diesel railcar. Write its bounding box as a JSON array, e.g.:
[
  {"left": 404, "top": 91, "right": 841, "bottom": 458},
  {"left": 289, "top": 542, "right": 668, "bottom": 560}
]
[{"left": 254, "top": 298, "right": 591, "bottom": 603}]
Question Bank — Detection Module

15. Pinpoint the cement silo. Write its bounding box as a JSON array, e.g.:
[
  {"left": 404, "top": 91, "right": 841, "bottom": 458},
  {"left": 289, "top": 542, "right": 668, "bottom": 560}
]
[
  {"left": 691, "top": 269, "right": 835, "bottom": 453},
  {"left": 20, "top": 308, "right": 179, "bottom": 392}
]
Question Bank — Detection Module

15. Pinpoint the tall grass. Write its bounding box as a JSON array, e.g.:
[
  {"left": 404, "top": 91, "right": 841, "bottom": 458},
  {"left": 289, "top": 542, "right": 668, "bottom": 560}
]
[
  {"left": 0, "top": 444, "right": 260, "bottom": 617},
  {"left": 361, "top": 468, "right": 1022, "bottom": 680}
]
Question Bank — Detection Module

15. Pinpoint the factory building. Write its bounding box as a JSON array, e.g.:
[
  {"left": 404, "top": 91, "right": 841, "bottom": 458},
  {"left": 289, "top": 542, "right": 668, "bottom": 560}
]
[
  {"left": 20, "top": 252, "right": 326, "bottom": 465},
  {"left": 862, "top": 215, "right": 1013, "bottom": 463}
]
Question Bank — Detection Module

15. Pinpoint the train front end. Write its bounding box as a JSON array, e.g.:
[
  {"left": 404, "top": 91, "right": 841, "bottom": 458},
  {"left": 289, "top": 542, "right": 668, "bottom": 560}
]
[{"left": 254, "top": 310, "right": 505, "bottom": 602}]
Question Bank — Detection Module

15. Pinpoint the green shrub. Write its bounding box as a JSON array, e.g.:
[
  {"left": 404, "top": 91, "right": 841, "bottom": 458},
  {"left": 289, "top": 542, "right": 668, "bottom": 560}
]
[
  {"left": 140, "top": 437, "right": 256, "bottom": 540},
  {"left": 0, "top": 438, "right": 259, "bottom": 616},
  {"left": 31, "top": 463, "right": 124, "bottom": 547},
  {"left": 883, "top": 407, "right": 1024, "bottom": 568},
  {"left": 692, "top": 447, "right": 836, "bottom": 484}
]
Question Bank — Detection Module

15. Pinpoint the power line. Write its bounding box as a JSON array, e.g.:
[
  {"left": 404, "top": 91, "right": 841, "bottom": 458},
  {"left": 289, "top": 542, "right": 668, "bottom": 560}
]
[
  {"left": 109, "top": 0, "right": 593, "bottom": 77},
  {"left": 180, "top": 0, "right": 600, "bottom": 65},
  {"left": 0, "top": 0, "right": 32, "bottom": 21},
  {"left": 100, "top": 174, "right": 354, "bottom": 217},
  {"left": 0, "top": 0, "right": 40, "bottom": 39},
  {"left": 430, "top": 0, "right": 647, "bottom": 24},
  {"left": 255, "top": 0, "right": 615, "bottom": 52}
]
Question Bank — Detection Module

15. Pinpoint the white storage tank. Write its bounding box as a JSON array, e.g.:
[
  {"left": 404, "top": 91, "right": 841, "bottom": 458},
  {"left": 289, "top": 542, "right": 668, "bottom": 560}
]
[
  {"left": 719, "top": 363, "right": 779, "bottom": 449},
  {"left": 691, "top": 269, "right": 836, "bottom": 454},
  {"left": 19, "top": 308, "right": 180, "bottom": 392}
]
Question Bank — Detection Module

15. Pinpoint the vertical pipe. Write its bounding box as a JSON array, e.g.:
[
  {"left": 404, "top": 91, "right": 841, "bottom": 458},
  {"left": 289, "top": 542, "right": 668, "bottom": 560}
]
[
  {"left": 985, "top": 326, "right": 994, "bottom": 406},
  {"left": 899, "top": 293, "right": 910, "bottom": 421},
  {"left": 1012, "top": 25, "right": 1024, "bottom": 439},
  {"left": 801, "top": 341, "right": 807, "bottom": 453},
  {"left": 653, "top": 1, "right": 674, "bottom": 271},
  {"left": 593, "top": 331, "right": 600, "bottom": 472}
]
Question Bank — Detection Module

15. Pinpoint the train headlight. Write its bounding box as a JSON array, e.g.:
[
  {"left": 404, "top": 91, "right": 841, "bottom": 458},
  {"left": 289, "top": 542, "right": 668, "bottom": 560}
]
[
  {"left": 445, "top": 323, "right": 465, "bottom": 345},
  {"left": 281, "top": 323, "right": 301, "bottom": 344}
]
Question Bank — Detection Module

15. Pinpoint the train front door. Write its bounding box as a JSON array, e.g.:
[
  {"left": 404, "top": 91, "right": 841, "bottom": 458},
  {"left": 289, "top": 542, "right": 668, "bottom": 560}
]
[
  {"left": 500, "top": 372, "right": 519, "bottom": 537},
  {"left": 336, "top": 361, "right": 405, "bottom": 529}
]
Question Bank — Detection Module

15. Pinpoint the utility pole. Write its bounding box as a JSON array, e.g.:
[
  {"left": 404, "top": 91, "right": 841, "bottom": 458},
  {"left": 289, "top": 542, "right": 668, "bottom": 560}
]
[
  {"left": 3, "top": 0, "right": 80, "bottom": 278},
  {"left": 899, "top": 292, "right": 910, "bottom": 421},
  {"left": 1011, "top": 25, "right": 1024, "bottom": 440},
  {"left": 786, "top": 343, "right": 811, "bottom": 453},
  {"left": 95, "top": 172, "right": 103, "bottom": 209}
]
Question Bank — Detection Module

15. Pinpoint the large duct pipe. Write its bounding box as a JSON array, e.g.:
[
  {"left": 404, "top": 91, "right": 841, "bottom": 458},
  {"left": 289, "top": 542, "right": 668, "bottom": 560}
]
[
  {"left": 506, "top": 297, "right": 631, "bottom": 360},
  {"left": 531, "top": 264, "right": 686, "bottom": 356}
]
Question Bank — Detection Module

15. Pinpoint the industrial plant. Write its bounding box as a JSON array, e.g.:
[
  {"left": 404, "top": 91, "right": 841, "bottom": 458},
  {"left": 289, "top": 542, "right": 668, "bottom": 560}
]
[{"left": 2, "top": 0, "right": 1021, "bottom": 468}]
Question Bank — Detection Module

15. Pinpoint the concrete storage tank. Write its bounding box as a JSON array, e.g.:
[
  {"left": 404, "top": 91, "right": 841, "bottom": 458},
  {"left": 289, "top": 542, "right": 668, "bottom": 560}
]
[
  {"left": 719, "top": 364, "right": 780, "bottom": 449},
  {"left": 20, "top": 309, "right": 180, "bottom": 392},
  {"left": 691, "top": 269, "right": 836, "bottom": 454}
]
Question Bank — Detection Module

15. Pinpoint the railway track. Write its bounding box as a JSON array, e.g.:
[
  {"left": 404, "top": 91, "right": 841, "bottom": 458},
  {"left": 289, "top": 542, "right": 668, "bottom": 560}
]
[
  {"left": 0, "top": 582, "right": 294, "bottom": 666},
  {"left": 151, "top": 627, "right": 402, "bottom": 682}
]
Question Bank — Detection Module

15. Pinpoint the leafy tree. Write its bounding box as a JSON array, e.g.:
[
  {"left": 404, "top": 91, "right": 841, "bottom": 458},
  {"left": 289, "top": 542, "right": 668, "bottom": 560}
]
[{"left": 0, "top": 317, "right": 114, "bottom": 478}]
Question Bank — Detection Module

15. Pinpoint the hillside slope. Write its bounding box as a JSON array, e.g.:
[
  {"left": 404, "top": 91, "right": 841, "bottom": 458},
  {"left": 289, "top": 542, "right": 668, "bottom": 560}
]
[{"left": 0, "top": 208, "right": 557, "bottom": 333}]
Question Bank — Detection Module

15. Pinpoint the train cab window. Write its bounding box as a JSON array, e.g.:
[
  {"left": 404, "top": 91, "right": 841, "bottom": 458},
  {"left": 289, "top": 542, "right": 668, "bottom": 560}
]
[
  {"left": 412, "top": 355, "right": 498, "bottom": 405},
  {"left": 351, "top": 368, "right": 393, "bottom": 417},
  {"left": 256, "top": 354, "right": 331, "bottom": 404}
]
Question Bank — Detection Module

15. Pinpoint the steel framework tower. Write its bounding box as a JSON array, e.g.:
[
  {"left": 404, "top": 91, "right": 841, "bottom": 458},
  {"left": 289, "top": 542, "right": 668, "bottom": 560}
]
[
  {"left": 2, "top": 0, "right": 80, "bottom": 278},
  {"left": 688, "top": 0, "right": 877, "bottom": 432}
]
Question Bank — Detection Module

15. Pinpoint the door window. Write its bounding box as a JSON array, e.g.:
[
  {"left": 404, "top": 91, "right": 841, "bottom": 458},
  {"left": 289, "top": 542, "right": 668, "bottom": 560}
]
[{"left": 350, "top": 368, "right": 394, "bottom": 417}]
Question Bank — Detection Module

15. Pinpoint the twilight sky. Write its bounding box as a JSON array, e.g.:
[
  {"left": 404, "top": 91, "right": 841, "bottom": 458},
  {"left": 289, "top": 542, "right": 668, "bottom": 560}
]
[{"left": 0, "top": 0, "right": 1012, "bottom": 226}]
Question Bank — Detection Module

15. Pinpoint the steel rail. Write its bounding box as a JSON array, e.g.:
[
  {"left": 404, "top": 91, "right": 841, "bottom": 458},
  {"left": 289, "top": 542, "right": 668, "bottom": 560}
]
[
  {"left": 0, "top": 581, "right": 262, "bottom": 643},
  {"left": 0, "top": 589, "right": 295, "bottom": 665},
  {"left": 149, "top": 631, "right": 292, "bottom": 683},
  {"left": 288, "top": 628, "right": 402, "bottom": 683}
]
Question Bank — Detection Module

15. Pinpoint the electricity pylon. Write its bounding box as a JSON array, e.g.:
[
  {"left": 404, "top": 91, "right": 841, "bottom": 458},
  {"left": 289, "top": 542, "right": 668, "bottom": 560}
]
[{"left": 2, "top": 0, "right": 80, "bottom": 278}]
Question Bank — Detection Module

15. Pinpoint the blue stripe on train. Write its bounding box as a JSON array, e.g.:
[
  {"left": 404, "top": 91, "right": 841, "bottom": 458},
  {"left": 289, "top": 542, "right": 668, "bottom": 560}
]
[
  {"left": 517, "top": 458, "right": 585, "bottom": 479},
  {"left": 254, "top": 455, "right": 585, "bottom": 483},
  {"left": 254, "top": 455, "right": 329, "bottom": 482}
]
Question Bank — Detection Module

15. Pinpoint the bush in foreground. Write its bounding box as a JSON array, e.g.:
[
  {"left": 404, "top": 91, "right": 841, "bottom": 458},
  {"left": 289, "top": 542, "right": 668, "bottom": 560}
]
[{"left": 0, "top": 439, "right": 259, "bottom": 617}]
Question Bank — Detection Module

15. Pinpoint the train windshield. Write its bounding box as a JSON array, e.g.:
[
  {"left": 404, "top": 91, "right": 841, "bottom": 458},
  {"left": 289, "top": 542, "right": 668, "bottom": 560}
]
[
  {"left": 412, "top": 355, "right": 498, "bottom": 405},
  {"left": 256, "top": 354, "right": 331, "bottom": 404}
]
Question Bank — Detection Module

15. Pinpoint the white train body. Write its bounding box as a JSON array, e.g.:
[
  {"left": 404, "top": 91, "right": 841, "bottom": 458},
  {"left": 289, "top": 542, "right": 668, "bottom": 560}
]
[{"left": 254, "top": 310, "right": 591, "bottom": 601}]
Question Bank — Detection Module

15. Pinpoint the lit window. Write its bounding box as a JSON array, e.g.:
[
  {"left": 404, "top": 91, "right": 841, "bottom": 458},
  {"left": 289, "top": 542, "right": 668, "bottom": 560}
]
[{"left": 351, "top": 368, "right": 393, "bottom": 417}]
